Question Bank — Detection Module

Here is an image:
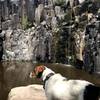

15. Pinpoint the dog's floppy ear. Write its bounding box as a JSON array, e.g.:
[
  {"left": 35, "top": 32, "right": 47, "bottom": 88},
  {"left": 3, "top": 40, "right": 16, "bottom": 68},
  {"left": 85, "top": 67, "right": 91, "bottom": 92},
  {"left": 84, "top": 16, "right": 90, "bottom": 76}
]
[{"left": 35, "top": 65, "right": 45, "bottom": 78}]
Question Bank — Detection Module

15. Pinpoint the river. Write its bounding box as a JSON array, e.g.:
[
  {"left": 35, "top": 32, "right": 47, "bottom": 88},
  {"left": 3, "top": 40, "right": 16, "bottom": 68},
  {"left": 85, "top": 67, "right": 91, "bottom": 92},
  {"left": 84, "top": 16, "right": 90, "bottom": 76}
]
[{"left": 0, "top": 61, "right": 100, "bottom": 100}]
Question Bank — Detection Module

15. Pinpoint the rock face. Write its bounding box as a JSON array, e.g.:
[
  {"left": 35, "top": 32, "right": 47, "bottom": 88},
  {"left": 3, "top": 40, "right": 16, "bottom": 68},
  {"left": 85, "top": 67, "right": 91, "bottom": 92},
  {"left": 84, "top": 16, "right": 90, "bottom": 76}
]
[
  {"left": 35, "top": 4, "right": 44, "bottom": 25},
  {"left": 83, "top": 20, "right": 100, "bottom": 73},
  {"left": 2, "top": 26, "right": 52, "bottom": 61},
  {"left": 8, "top": 85, "right": 47, "bottom": 100},
  {"left": 0, "top": 0, "right": 100, "bottom": 73}
]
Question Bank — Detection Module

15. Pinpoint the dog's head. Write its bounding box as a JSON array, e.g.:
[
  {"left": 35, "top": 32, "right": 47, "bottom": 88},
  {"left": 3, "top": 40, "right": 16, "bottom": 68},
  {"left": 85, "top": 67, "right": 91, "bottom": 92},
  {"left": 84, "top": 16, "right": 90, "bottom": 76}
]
[{"left": 30, "top": 65, "right": 45, "bottom": 79}]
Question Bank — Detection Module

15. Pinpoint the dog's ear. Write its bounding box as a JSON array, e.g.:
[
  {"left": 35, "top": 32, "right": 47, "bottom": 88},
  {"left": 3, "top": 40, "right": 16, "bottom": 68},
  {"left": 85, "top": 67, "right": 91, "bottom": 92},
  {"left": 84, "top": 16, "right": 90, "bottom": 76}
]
[{"left": 35, "top": 65, "right": 45, "bottom": 78}]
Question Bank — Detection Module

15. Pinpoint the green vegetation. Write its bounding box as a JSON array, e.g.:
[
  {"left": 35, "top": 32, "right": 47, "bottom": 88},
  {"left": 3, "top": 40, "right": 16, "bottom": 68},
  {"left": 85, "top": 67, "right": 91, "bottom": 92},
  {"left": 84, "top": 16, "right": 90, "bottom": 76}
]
[
  {"left": 21, "top": 15, "right": 33, "bottom": 30},
  {"left": 21, "top": 15, "right": 28, "bottom": 30}
]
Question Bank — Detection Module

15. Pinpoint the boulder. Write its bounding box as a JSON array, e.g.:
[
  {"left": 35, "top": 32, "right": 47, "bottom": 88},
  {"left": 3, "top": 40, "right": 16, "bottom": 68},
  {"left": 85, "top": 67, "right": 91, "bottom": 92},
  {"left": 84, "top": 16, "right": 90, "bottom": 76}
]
[{"left": 8, "top": 85, "right": 47, "bottom": 100}]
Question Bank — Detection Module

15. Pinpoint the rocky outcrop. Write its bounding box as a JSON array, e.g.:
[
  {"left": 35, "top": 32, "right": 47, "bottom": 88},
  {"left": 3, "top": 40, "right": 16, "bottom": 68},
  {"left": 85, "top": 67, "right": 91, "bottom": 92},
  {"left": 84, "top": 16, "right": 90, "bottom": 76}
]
[
  {"left": 8, "top": 85, "right": 46, "bottom": 100},
  {"left": 2, "top": 26, "right": 52, "bottom": 61},
  {"left": 35, "top": 4, "right": 44, "bottom": 25},
  {"left": 0, "top": 0, "right": 100, "bottom": 73},
  {"left": 83, "top": 19, "right": 100, "bottom": 73}
]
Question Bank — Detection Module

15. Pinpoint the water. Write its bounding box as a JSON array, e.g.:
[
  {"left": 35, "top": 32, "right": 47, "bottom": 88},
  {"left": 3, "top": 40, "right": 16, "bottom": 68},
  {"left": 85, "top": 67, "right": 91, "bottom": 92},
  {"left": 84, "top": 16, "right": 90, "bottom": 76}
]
[{"left": 0, "top": 61, "right": 100, "bottom": 100}]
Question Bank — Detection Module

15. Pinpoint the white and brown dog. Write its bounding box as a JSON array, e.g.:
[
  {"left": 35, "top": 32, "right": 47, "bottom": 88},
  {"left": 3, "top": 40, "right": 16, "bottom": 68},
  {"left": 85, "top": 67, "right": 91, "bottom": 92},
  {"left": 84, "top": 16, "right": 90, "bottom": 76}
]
[{"left": 30, "top": 65, "right": 100, "bottom": 100}]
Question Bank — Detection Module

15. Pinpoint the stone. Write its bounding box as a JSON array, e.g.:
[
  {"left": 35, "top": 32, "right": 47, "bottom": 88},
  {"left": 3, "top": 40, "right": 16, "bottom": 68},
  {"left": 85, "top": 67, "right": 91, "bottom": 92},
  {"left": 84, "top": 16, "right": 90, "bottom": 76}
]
[
  {"left": 73, "top": 5, "right": 81, "bottom": 16},
  {"left": 53, "top": 0, "right": 65, "bottom": 6},
  {"left": 35, "top": 4, "right": 44, "bottom": 25},
  {"left": 2, "top": 25, "right": 52, "bottom": 61},
  {"left": 8, "top": 85, "right": 47, "bottom": 100},
  {"left": 51, "top": 17, "right": 57, "bottom": 29},
  {"left": 2, "top": 20, "right": 12, "bottom": 30},
  {"left": 78, "top": 0, "right": 85, "bottom": 4},
  {"left": 55, "top": 6, "right": 65, "bottom": 20},
  {"left": 83, "top": 19, "right": 100, "bottom": 73},
  {"left": 80, "top": 13, "right": 88, "bottom": 22},
  {"left": 0, "top": 0, "right": 100, "bottom": 73},
  {"left": 73, "top": 29, "right": 85, "bottom": 61}
]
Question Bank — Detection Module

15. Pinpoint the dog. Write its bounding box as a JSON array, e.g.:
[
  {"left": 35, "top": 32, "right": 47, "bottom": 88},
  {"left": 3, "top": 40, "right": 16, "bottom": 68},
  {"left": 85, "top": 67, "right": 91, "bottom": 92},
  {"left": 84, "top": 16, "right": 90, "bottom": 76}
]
[{"left": 30, "top": 65, "right": 100, "bottom": 100}]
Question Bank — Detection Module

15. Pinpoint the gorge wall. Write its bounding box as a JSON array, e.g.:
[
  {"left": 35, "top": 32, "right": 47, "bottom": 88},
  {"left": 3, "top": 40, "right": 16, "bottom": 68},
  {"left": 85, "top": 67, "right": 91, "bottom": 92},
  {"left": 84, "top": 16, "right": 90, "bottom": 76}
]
[{"left": 0, "top": 0, "right": 100, "bottom": 72}]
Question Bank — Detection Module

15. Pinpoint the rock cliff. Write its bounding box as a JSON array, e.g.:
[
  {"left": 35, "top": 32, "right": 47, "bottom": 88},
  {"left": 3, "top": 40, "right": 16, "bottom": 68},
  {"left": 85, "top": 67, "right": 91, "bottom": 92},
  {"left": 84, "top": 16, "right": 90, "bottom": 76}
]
[{"left": 0, "top": 0, "right": 100, "bottom": 73}]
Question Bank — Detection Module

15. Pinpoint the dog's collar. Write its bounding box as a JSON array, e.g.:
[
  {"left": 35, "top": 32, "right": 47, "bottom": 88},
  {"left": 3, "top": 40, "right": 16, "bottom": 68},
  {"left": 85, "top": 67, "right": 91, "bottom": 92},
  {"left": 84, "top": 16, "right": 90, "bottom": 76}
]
[{"left": 43, "top": 73, "right": 54, "bottom": 89}]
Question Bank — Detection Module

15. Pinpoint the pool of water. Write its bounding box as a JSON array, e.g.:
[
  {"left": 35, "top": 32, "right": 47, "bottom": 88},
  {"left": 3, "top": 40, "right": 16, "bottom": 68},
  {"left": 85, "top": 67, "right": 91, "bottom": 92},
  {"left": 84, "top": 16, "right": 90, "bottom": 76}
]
[{"left": 0, "top": 61, "right": 100, "bottom": 100}]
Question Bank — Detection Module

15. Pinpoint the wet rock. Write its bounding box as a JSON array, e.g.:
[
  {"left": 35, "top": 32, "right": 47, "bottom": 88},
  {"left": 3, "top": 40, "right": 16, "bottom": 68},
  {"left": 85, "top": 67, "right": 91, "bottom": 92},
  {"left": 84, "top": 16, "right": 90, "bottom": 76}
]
[{"left": 8, "top": 85, "right": 46, "bottom": 100}]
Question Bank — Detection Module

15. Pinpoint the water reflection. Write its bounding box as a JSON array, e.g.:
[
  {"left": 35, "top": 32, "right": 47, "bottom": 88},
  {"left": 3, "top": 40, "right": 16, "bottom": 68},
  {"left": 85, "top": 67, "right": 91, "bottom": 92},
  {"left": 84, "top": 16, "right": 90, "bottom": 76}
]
[
  {"left": 0, "top": 63, "right": 7, "bottom": 100},
  {"left": 0, "top": 61, "right": 36, "bottom": 100},
  {"left": 0, "top": 62, "right": 100, "bottom": 100}
]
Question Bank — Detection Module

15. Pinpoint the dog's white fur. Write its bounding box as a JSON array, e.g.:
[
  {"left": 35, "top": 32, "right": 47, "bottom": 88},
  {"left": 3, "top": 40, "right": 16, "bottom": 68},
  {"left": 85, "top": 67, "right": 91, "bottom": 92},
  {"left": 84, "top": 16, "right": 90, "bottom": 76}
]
[
  {"left": 30, "top": 66, "right": 100, "bottom": 100},
  {"left": 41, "top": 67, "right": 99, "bottom": 100}
]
